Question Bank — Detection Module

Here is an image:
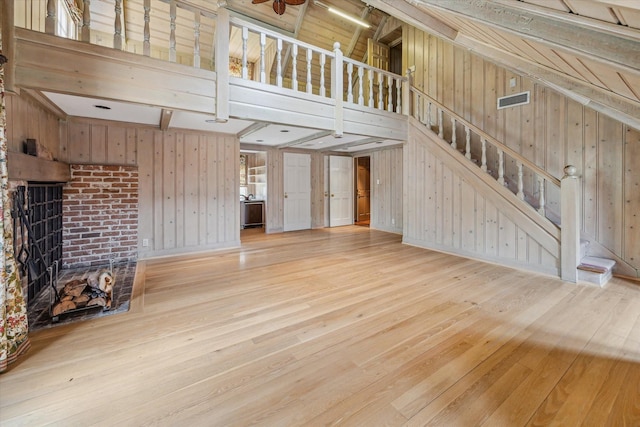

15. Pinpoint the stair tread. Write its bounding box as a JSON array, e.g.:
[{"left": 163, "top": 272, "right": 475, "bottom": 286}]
[{"left": 579, "top": 256, "right": 616, "bottom": 270}]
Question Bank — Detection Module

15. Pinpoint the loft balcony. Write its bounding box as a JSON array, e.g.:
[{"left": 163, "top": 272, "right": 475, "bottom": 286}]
[{"left": 7, "top": 0, "right": 409, "bottom": 152}]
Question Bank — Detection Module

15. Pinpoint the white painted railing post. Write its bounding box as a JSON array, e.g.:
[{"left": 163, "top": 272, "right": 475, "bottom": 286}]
[
  {"left": 114, "top": 0, "right": 123, "bottom": 50},
  {"left": 276, "top": 38, "right": 283, "bottom": 87},
  {"left": 465, "top": 126, "right": 471, "bottom": 159},
  {"left": 561, "top": 165, "right": 581, "bottom": 282},
  {"left": 320, "top": 53, "right": 326, "bottom": 96},
  {"left": 537, "top": 175, "right": 546, "bottom": 216},
  {"left": 450, "top": 117, "right": 457, "bottom": 149},
  {"left": 497, "top": 149, "right": 505, "bottom": 185},
  {"left": 260, "top": 33, "right": 266, "bottom": 83},
  {"left": 306, "top": 49, "right": 313, "bottom": 94},
  {"left": 332, "top": 42, "right": 344, "bottom": 137},
  {"left": 143, "top": 0, "right": 150, "bottom": 56},
  {"left": 169, "top": 0, "right": 177, "bottom": 62},
  {"left": 81, "top": 0, "right": 91, "bottom": 42},
  {"left": 193, "top": 13, "right": 201, "bottom": 68},
  {"left": 481, "top": 139, "right": 487, "bottom": 172},
  {"left": 46, "top": 0, "right": 56, "bottom": 35},
  {"left": 347, "top": 62, "right": 354, "bottom": 103},
  {"left": 517, "top": 162, "right": 525, "bottom": 200},
  {"left": 438, "top": 109, "right": 444, "bottom": 139},
  {"left": 357, "top": 66, "right": 364, "bottom": 105},
  {"left": 292, "top": 44, "right": 298, "bottom": 91},
  {"left": 215, "top": 7, "right": 230, "bottom": 122}
]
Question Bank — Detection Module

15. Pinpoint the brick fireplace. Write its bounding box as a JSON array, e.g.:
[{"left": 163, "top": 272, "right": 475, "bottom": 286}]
[{"left": 63, "top": 164, "right": 139, "bottom": 269}]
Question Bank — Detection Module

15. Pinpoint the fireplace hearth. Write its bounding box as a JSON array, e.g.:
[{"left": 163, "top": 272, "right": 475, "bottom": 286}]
[{"left": 28, "top": 261, "right": 136, "bottom": 331}]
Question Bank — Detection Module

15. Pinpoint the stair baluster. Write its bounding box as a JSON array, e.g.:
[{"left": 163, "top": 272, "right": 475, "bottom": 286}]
[
  {"left": 260, "top": 33, "right": 266, "bottom": 83},
  {"left": 143, "top": 0, "right": 150, "bottom": 56},
  {"left": 347, "top": 63, "right": 354, "bottom": 102},
  {"left": 320, "top": 53, "right": 327, "bottom": 97},
  {"left": 193, "top": 13, "right": 201, "bottom": 68},
  {"left": 368, "top": 69, "right": 374, "bottom": 108},
  {"left": 306, "top": 48, "right": 313, "bottom": 94},
  {"left": 497, "top": 149, "right": 505, "bottom": 185},
  {"left": 357, "top": 66, "right": 364, "bottom": 105},
  {"left": 378, "top": 73, "right": 384, "bottom": 110},
  {"left": 276, "top": 39, "right": 283, "bottom": 87},
  {"left": 538, "top": 175, "right": 546, "bottom": 215},
  {"left": 481, "top": 139, "right": 487, "bottom": 172},
  {"left": 82, "top": 0, "right": 91, "bottom": 42},
  {"left": 242, "top": 27, "right": 249, "bottom": 79},
  {"left": 427, "top": 101, "right": 432, "bottom": 129},
  {"left": 292, "top": 44, "right": 298, "bottom": 91},
  {"left": 517, "top": 162, "right": 525, "bottom": 200},
  {"left": 438, "top": 109, "right": 444, "bottom": 139},
  {"left": 396, "top": 77, "right": 402, "bottom": 113},
  {"left": 465, "top": 126, "right": 471, "bottom": 159},
  {"left": 169, "top": 0, "right": 176, "bottom": 62},
  {"left": 387, "top": 75, "right": 393, "bottom": 112},
  {"left": 451, "top": 117, "right": 457, "bottom": 149},
  {"left": 46, "top": 0, "right": 56, "bottom": 35},
  {"left": 114, "top": 0, "right": 122, "bottom": 50}
]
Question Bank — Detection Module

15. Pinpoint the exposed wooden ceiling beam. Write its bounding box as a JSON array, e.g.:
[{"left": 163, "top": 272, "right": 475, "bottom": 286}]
[
  {"left": 237, "top": 121, "right": 270, "bottom": 138},
  {"left": 456, "top": 33, "right": 640, "bottom": 130},
  {"left": 322, "top": 136, "right": 384, "bottom": 152},
  {"left": 345, "top": 5, "right": 373, "bottom": 58},
  {"left": 277, "top": 130, "right": 333, "bottom": 149},
  {"left": 410, "top": 0, "right": 640, "bottom": 73},
  {"left": 160, "top": 109, "right": 173, "bottom": 131},
  {"left": 590, "top": 0, "right": 640, "bottom": 12},
  {"left": 364, "top": 0, "right": 457, "bottom": 41}
]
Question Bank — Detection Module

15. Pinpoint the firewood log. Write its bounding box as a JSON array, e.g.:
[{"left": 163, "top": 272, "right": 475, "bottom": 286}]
[
  {"left": 52, "top": 300, "right": 76, "bottom": 317},
  {"left": 74, "top": 294, "right": 90, "bottom": 307},
  {"left": 87, "top": 297, "right": 106, "bottom": 307},
  {"left": 62, "top": 279, "right": 87, "bottom": 297},
  {"left": 61, "top": 294, "right": 74, "bottom": 302}
]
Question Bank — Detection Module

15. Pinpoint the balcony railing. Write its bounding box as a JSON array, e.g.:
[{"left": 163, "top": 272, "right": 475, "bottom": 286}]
[{"left": 13, "top": 0, "right": 408, "bottom": 123}]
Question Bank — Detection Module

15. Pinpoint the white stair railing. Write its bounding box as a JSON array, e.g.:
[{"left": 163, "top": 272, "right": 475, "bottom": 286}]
[{"left": 410, "top": 86, "right": 561, "bottom": 222}]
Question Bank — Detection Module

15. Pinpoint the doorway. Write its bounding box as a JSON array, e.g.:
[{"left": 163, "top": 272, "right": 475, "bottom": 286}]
[
  {"left": 283, "top": 152, "right": 311, "bottom": 232},
  {"left": 354, "top": 156, "right": 371, "bottom": 226}
]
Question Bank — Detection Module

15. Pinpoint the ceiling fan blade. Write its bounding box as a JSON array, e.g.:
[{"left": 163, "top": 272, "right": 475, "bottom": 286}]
[
  {"left": 251, "top": 0, "right": 270, "bottom": 3},
  {"left": 273, "top": 0, "right": 286, "bottom": 15},
  {"left": 284, "top": 0, "right": 306, "bottom": 5}
]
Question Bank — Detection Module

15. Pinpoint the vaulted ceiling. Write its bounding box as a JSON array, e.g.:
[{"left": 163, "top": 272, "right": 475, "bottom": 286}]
[{"left": 369, "top": 0, "right": 640, "bottom": 129}]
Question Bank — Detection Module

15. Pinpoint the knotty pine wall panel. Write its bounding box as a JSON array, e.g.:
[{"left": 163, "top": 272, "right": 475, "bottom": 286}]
[
  {"left": 404, "top": 129, "right": 559, "bottom": 276},
  {"left": 64, "top": 119, "right": 240, "bottom": 259},
  {"left": 5, "top": 93, "right": 60, "bottom": 159},
  {"left": 370, "top": 146, "right": 403, "bottom": 234},
  {"left": 403, "top": 25, "right": 639, "bottom": 277}
]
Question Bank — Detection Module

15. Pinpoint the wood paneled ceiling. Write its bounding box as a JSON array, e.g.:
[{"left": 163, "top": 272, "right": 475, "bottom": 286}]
[{"left": 368, "top": 0, "right": 640, "bottom": 129}]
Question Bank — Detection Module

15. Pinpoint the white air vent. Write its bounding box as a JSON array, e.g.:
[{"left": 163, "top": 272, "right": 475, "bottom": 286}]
[{"left": 497, "top": 91, "right": 530, "bottom": 109}]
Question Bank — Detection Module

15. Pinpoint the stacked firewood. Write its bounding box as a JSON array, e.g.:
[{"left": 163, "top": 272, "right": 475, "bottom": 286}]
[{"left": 52, "top": 271, "right": 115, "bottom": 317}]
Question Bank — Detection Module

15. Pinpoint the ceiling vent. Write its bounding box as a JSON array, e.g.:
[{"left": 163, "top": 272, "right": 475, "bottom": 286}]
[{"left": 497, "top": 91, "right": 530, "bottom": 109}]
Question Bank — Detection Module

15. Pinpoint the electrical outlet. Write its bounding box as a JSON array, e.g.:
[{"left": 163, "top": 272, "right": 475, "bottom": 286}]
[{"left": 142, "top": 238, "right": 149, "bottom": 247}]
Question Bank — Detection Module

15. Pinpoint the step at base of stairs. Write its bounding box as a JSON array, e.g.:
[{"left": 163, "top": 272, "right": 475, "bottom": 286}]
[{"left": 578, "top": 256, "right": 616, "bottom": 287}]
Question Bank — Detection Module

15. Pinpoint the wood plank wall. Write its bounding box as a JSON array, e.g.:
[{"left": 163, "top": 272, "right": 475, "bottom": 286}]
[
  {"left": 62, "top": 118, "right": 240, "bottom": 259},
  {"left": 5, "top": 93, "right": 60, "bottom": 159},
  {"left": 403, "top": 25, "right": 639, "bottom": 278},
  {"left": 370, "top": 146, "right": 403, "bottom": 234}
]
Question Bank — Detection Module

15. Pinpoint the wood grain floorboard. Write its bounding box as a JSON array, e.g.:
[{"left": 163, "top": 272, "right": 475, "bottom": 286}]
[{"left": 1, "top": 226, "right": 639, "bottom": 426}]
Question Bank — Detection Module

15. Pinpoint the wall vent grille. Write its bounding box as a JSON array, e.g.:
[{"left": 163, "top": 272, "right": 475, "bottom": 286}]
[{"left": 497, "top": 91, "right": 530, "bottom": 109}]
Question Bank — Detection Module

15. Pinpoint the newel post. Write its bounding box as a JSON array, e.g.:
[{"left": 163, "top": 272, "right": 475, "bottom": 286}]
[
  {"left": 561, "top": 165, "right": 581, "bottom": 282},
  {"left": 214, "top": 7, "right": 230, "bottom": 122},
  {"left": 402, "top": 68, "right": 412, "bottom": 116},
  {"left": 332, "top": 42, "right": 344, "bottom": 137}
]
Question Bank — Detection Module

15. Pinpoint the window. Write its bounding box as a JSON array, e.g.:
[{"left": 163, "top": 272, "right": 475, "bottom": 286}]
[{"left": 56, "top": 0, "right": 79, "bottom": 39}]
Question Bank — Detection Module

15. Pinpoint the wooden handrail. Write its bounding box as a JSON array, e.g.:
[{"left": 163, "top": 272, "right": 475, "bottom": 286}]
[{"left": 410, "top": 86, "right": 561, "bottom": 187}]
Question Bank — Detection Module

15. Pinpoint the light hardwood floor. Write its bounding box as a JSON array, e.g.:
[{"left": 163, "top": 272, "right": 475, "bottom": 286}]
[{"left": 1, "top": 226, "right": 639, "bottom": 426}]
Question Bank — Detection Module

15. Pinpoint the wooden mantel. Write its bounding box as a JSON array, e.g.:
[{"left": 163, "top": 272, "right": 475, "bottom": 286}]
[{"left": 8, "top": 152, "right": 71, "bottom": 182}]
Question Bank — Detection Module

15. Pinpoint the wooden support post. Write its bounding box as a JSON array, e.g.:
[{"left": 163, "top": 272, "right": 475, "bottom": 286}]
[
  {"left": 332, "top": 42, "right": 344, "bottom": 137},
  {"left": 1, "top": 0, "right": 16, "bottom": 93},
  {"left": 215, "top": 7, "right": 230, "bottom": 122},
  {"left": 561, "top": 165, "right": 581, "bottom": 283}
]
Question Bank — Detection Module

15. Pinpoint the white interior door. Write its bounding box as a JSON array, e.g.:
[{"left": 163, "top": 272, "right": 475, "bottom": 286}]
[
  {"left": 329, "top": 155, "right": 354, "bottom": 227},
  {"left": 284, "top": 152, "right": 311, "bottom": 232}
]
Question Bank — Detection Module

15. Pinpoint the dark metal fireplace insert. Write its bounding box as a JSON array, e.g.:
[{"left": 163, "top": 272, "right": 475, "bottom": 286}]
[{"left": 12, "top": 184, "right": 63, "bottom": 307}]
